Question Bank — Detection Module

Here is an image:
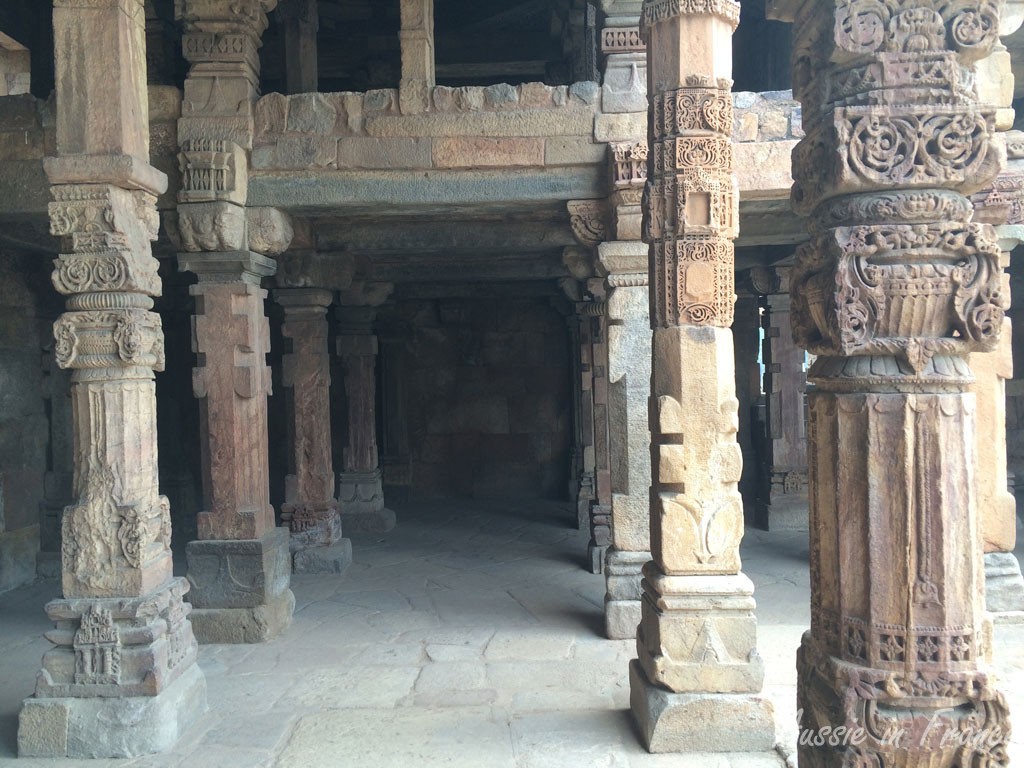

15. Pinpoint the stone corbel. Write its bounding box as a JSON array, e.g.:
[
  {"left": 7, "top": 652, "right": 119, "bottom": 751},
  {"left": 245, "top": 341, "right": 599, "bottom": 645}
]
[
  {"left": 247, "top": 207, "right": 294, "bottom": 255},
  {"left": 568, "top": 200, "right": 611, "bottom": 249}
]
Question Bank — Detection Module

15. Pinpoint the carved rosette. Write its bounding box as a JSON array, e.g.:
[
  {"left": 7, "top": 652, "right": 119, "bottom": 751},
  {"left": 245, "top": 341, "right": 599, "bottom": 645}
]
[{"left": 789, "top": 0, "right": 1009, "bottom": 764}]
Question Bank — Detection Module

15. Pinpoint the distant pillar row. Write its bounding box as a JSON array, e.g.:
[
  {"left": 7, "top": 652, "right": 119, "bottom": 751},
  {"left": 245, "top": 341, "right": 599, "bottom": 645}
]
[
  {"left": 276, "top": 287, "right": 351, "bottom": 574},
  {"left": 337, "top": 282, "right": 396, "bottom": 534},
  {"left": 630, "top": 0, "right": 774, "bottom": 753},
  {"left": 780, "top": 0, "right": 1011, "bottom": 764}
]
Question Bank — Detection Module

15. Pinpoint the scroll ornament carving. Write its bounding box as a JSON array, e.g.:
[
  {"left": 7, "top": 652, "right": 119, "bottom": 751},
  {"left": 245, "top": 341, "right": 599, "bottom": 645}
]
[
  {"left": 790, "top": 221, "right": 1005, "bottom": 367},
  {"left": 793, "top": 108, "right": 1001, "bottom": 214},
  {"left": 568, "top": 200, "right": 610, "bottom": 247},
  {"left": 48, "top": 187, "right": 162, "bottom": 297},
  {"left": 653, "top": 80, "right": 733, "bottom": 139},
  {"left": 53, "top": 310, "right": 166, "bottom": 371},
  {"left": 833, "top": 0, "right": 1000, "bottom": 61},
  {"left": 174, "top": 0, "right": 277, "bottom": 34}
]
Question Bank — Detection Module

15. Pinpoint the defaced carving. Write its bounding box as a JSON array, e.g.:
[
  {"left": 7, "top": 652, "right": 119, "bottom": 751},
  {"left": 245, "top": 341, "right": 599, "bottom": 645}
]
[{"left": 176, "top": 201, "right": 247, "bottom": 252}]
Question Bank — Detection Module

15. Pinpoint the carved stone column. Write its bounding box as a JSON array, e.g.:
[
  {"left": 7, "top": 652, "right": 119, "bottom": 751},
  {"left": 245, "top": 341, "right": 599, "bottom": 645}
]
[
  {"left": 337, "top": 283, "right": 396, "bottom": 534},
  {"left": 751, "top": 266, "right": 808, "bottom": 530},
  {"left": 574, "top": 296, "right": 598, "bottom": 532},
  {"left": 275, "top": 287, "right": 350, "bottom": 574},
  {"left": 599, "top": 241, "right": 652, "bottom": 640},
  {"left": 629, "top": 0, "right": 773, "bottom": 753},
  {"left": 175, "top": 0, "right": 294, "bottom": 644},
  {"left": 588, "top": 281, "right": 614, "bottom": 575},
  {"left": 776, "top": 0, "right": 1012, "bottom": 763},
  {"left": 17, "top": 0, "right": 205, "bottom": 758},
  {"left": 398, "top": 0, "right": 434, "bottom": 115}
]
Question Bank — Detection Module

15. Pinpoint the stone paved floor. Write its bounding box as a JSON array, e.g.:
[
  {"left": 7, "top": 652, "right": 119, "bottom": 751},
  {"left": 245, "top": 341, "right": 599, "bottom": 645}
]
[{"left": 0, "top": 497, "right": 1022, "bottom": 767}]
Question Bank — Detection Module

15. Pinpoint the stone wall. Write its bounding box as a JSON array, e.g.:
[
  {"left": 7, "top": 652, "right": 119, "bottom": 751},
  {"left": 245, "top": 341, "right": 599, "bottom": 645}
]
[
  {"left": 380, "top": 297, "right": 572, "bottom": 500},
  {"left": 252, "top": 84, "right": 607, "bottom": 172},
  {"left": 0, "top": 249, "right": 52, "bottom": 592}
]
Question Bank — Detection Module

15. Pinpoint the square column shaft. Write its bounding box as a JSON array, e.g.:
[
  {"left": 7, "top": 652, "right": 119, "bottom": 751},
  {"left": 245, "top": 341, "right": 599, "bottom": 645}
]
[{"left": 630, "top": 0, "right": 773, "bottom": 752}]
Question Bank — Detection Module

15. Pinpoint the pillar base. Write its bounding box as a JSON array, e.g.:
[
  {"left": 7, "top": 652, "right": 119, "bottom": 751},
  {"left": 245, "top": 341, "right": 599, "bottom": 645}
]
[
  {"left": 588, "top": 543, "right": 608, "bottom": 574},
  {"left": 985, "top": 551, "right": 1024, "bottom": 615},
  {"left": 294, "top": 540, "right": 353, "bottom": 575},
  {"left": 186, "top": 528, "right": 295, "bottom": 642},
  {"left": 604, "top": 549, "right": 649, "bottom": 639},
  {"left": 281, "top": 500, "right": 344, "bottom": 551},
  {"left": 189, "top": 588, "right": 296, "bottom": 644},
  {"left": 338, "top": 470, "right": 395, "bottom": 533},
  {"left": 19, "top": 659, "right": 206, "bottom": 759},
  {"left": 754, "top": 492, "right": 808, "bottom": 531},
  {"left": 629, "top": 660, "right": 775, "bottom": 753}
]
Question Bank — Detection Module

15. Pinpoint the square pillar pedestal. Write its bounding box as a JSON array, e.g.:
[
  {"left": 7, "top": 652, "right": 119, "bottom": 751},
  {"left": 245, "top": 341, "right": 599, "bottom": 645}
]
[
  {"left": 185, "top": 528, "right": 295, "bottom": 644},
  {"left": 337, "top": 469, "right": 395, "bottom": 533}
]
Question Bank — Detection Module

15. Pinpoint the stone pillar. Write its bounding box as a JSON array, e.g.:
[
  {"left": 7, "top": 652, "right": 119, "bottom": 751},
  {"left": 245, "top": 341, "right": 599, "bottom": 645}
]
[
  {"left": 17, "top": 0, "right": 205, "bottom": 758},
  {"left": 972, "top": 146, "right": 1024, "bottom": 616},
  {"left": 175, "top": 0, "right": 294, "bottom": 645},
  {"left": 629, "top": 0, "right": 773, "bottom": 753},
  {"left": 37, "top": 345, "right": 73, "bottom": 579},
  {"left": 281, "top": 0, "right": 319, "bottom": 94},
  {"left": 275, "top": 287, "right": 351, "bottom": 574},
  {"left": 751, "top": 266, "right": 807, "bottom": 530},
  {"left": 574, "top": 298, "right": 598, "bottom": 533},
  {"left": 337, "top": 283, "right": 396, "bottom": 534},
  {"left": 398, "top": 0, "right": 434, "bottom": 115},
  {"left": 599, "top": 241, "right": 652, "bottom": 640},
  {"left": 779, "top": 0, "right": 1011, "bottom": 763},
  {"left": 588, "top": 282, "right": 613, "bottom": 574},
  {"left": 601, "top": 0, "right": 646, "bottom": 114}
]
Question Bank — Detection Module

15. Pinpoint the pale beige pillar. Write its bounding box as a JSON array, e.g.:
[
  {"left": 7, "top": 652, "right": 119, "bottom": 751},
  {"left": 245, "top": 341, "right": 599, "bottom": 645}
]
[
  {"left": 399, "top": 0, "right": 434, "bottom": 115},
  {"left": 629, "top": 0, "right": 773, "bottom": 752}
]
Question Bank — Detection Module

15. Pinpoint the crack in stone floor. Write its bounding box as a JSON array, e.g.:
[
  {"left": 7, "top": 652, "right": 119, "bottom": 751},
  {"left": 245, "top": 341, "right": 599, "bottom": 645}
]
[{"left": 1, "top": 497, "right": 1023, "bottom": 767}]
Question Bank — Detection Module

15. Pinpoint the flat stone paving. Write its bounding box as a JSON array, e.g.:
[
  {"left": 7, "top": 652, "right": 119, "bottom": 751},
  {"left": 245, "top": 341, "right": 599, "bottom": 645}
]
[{"left": 0, "top": 497, "right": 1022, "bottom": 767}]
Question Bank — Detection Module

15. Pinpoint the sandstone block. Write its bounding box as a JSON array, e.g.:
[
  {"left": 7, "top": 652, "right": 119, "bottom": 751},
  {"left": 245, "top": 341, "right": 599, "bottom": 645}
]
[
  {"left": 255, "top": 93, "right": 288, "bottom": 137},
  {"left": 432, "top": 137, "right": 544, "bottom": 169},
  {"left": 545, "top": 137, "right": 606, "bottom": 166},
  {"left": 293, "top": 540, "right": 353, "bottom": 575},
  {"left": 287, "top": 93, "right": 337, "bottom": 134},
  {"left": 366, "top": 110, "right": 594, "bottom": 139},
  {"left": 594, "top": 112, "right": 646, "bottom": 143},
  {"left": 186, "top": 528, "right": 292, "bottom": 610},
  {"left": 630, "top": 661, "right": 776, "bottom": 753},
  {"left": 336, "top": 137, "right": 432, "bottom": 169},
  {"left": 189, "top": 588, "right": 296, "bottom": 644}
]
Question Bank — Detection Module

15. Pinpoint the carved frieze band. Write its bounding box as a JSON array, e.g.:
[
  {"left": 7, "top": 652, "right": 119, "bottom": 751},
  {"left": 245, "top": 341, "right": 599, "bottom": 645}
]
[
  {"left": 611, "top": 141, "right": 649, "bottom": 189},
  {"left": 641, "top": 0, "right": 740, "bottom": 31},
  {"left": 601, "top": 26, "right": 645, "bottom": 54}
]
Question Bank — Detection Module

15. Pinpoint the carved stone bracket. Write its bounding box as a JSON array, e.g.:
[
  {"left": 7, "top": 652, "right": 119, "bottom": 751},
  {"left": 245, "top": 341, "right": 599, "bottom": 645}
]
[{"left": 569, "top": 200, "right": 611, "bottom": 248}]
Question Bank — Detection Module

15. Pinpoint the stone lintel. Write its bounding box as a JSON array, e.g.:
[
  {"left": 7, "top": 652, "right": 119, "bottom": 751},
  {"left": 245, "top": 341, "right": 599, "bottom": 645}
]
[
  {"left": 629, "top": 661, "right": 775, "bottom": 753},
  {"left": 178, "top": 250, "right": 277, "bottom": 284}
]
